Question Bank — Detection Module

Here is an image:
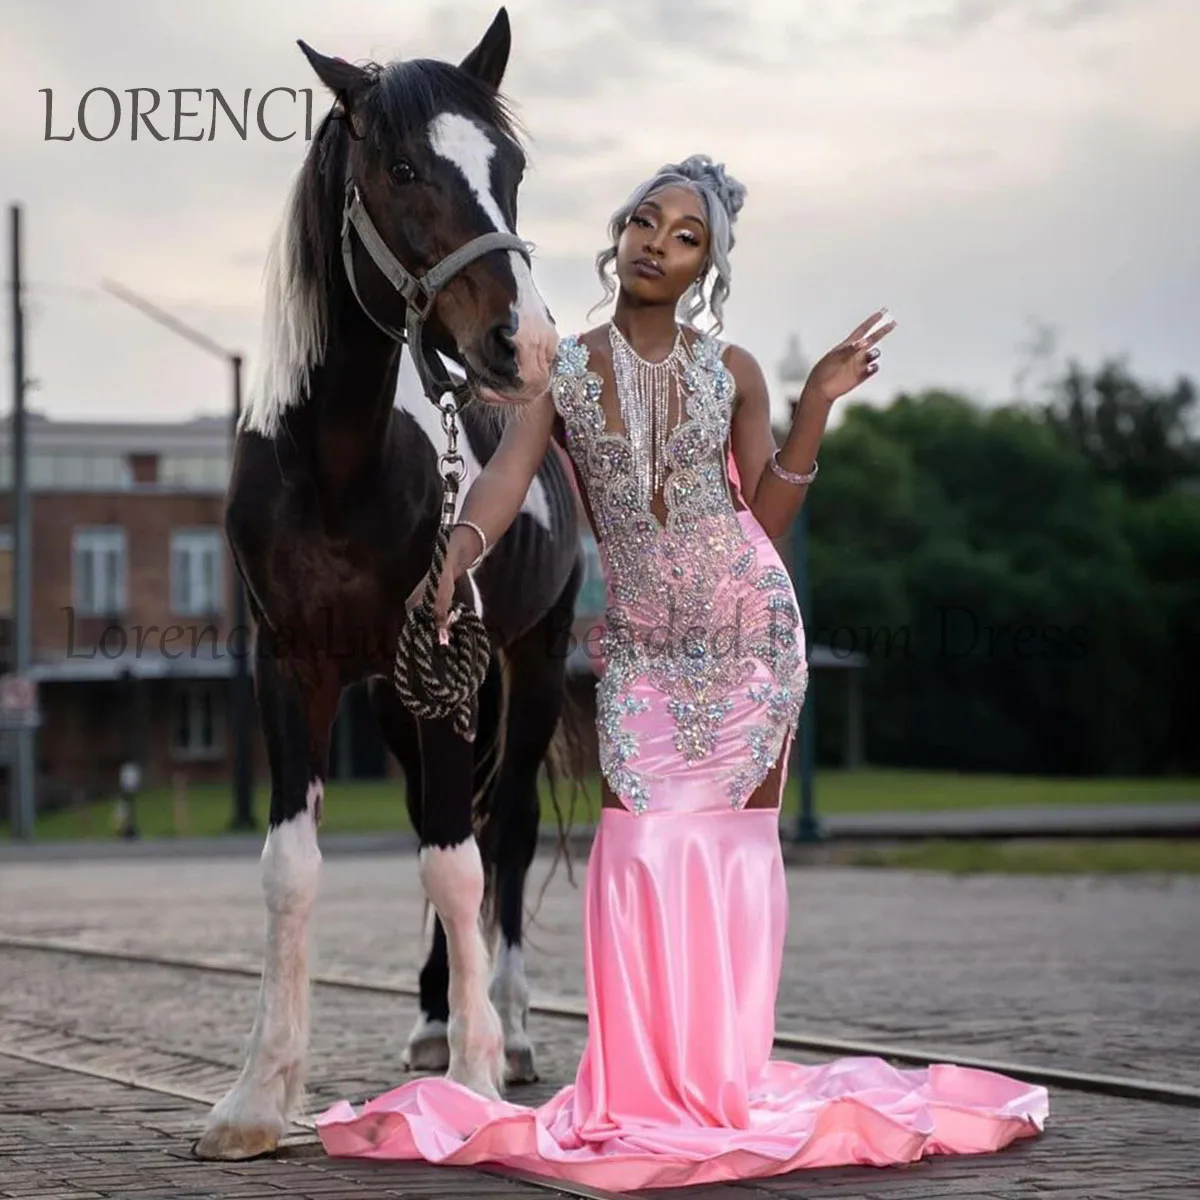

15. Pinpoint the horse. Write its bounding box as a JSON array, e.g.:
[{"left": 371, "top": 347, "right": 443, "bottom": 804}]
[{"left": 194, "top": 9, "right": 584, "bottom": 1160}]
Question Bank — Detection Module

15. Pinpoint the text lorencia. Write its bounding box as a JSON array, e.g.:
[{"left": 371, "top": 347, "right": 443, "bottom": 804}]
[{"left": 40, "top": 87, "right": 359, "bottom": 143}]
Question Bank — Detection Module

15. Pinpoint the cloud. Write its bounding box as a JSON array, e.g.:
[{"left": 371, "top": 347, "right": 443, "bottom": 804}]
[{"left": 1, "top": 0, "right": 1197, "bottom": 425}]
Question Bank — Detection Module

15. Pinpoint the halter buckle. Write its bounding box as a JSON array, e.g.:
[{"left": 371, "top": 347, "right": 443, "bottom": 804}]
[{"left": 409, "top": 282, "right": 437, "bottom": 322}]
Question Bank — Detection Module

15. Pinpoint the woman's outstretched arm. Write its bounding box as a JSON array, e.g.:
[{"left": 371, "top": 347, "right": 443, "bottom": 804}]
[
  {"left": 406, "top": 391, "right": 557, "bottom": 635},
  {"left": 728, "top": 309, "right": 896, "bottom": 540}
]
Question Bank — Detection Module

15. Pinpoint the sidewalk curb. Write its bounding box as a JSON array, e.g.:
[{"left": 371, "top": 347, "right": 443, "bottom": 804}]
[{"left": 2, "top": 802, "right": 1197, "bottom": 863}]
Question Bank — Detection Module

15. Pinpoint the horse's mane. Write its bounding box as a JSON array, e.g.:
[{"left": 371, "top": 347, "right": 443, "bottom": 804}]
[{"left": 242, "top": 58, "right": 521, "bottom": 438}]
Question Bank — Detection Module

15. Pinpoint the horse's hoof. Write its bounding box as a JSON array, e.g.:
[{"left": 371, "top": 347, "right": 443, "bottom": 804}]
[
  {"left": 403, "top": 1030, "right": 451, "bottom": 1073},
  {"left": 447, "top": 1067, "right": 503, "bottom": 1102},
  {"left": 192, "top": 1123, "right": 281, "bottom": 1161},
  {"left": 505, "top": 1046, "right": 539, "bottom": 1085}
]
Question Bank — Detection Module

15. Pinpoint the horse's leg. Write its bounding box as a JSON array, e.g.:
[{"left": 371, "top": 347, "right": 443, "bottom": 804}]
[
  {"left": 365, "top": 678, "right": 451, "bottom": 1071},
  {"left": 484, "top": 611, "right": 573, "bottom": 1086},
  {"left": 195, "top": 645, "right": 337, "bottom": 1159},
  {"left": 368, "top": 666, "right": 506, "bottom": 1098}
]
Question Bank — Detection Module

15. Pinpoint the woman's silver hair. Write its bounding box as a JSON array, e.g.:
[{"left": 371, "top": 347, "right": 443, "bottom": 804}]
[{"left": 592, "top": 153, "right": 747, "bottom": 334}]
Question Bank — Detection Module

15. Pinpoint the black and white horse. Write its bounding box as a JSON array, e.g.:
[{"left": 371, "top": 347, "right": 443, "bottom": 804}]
[{"left": 195, "top": 10, "right": 583, "bottom": 1160}]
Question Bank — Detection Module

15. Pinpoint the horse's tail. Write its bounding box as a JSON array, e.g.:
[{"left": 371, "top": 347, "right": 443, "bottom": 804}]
[
  {"left": 522, "top": 552, "right": 594, "bottom": 930},
  {"left": 530, "top": 675, "right": 592, "bottom": 912}
]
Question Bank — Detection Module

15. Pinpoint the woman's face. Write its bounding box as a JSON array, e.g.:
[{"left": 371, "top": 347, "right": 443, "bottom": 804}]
[{"left": 614, "top": 184, "right": 710, "bottom": 308}]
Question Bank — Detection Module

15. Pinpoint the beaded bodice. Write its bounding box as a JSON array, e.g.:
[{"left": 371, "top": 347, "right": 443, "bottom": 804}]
[
  {"left": 551, "top": 329, "right": 807, "bottom": 812},
  {"left": 551, "top": 329, "right": 742, "bottom": 580}
]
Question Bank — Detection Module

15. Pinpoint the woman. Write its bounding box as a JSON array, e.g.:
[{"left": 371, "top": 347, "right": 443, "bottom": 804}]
[{"left": 315, "top": 155, "right": 1048, "bottom": 1191}]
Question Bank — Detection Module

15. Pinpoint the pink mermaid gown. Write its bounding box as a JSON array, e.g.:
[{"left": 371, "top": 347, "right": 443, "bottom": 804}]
[{"left": 315, "top": 331, "right": 1049, "bottom": 1191}]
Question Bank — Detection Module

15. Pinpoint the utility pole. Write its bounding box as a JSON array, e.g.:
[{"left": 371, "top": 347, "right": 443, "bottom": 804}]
[
  {"left": 227, "top": 352, "right": 254, "bottom": 831},
  {"left": 791, "top": 499, "right": 821, "bottom": 842},
  {"left": 8, "top": 204, "right": 36, "bottom": 840},
  {"left": 100, "top": 279, "right": 256, "bottom": 832},
  {"left": 779, "top": 334, "right": 823, "bottom": 843}
]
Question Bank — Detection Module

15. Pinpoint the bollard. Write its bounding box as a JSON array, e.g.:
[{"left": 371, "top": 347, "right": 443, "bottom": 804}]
[{"left": 116, "top": 760, "right": 141, "bottom": 840}]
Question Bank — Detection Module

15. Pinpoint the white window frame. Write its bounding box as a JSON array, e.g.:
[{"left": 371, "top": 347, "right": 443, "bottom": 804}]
[
  {"left": 72, "top": 526, "right": 127, "bottom": 616},
  {"left": 170, "top": 528, "right": 224, "bottom": 616},
  {"left": 170, "top": 682, "right": 224, "bottom": 760}
]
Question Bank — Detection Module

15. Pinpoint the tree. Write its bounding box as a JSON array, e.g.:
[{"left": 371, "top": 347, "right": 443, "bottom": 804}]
[
  {"left": 1044, "top": 359, "right": 1200, "bottom": 500},
  {"left": 806, "top": 377, "right": 1199, "bottom": 776}
]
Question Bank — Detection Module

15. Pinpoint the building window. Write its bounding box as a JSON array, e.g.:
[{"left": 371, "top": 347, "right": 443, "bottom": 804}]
[
  {"left": 18, "top": 453, "right": 132, "bottom": 490},
  {"left": 171, "top": 682, "right": 224, "bottom": 759},
  {"left": 171, "top": 529, "right": 224, "bottom": 615},
  {"left": 72, "top": 527, "right": 127, "bottom": 616},
  {"left": 159, "top": 455, "right": 230, "bottom": 490}
]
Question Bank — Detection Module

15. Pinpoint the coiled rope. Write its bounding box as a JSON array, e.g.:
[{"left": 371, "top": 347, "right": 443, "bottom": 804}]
[{"left": 392, "top": 395, "right": 490, "bottom": 742}]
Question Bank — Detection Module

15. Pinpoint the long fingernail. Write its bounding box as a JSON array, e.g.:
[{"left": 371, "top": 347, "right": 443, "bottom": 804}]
[
  {"left": 438, "top": 627, "right": 449, "bottom": 646},
  {"left": 867, "top": 362, "right": 879, "bottom": 374}
]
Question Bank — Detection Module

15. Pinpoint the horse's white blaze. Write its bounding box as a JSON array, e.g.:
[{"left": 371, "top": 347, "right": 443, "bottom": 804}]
[
  {"left": 198, "top": 780, "right": 322, "bottom": 1152},
  {"left": 428, "top": 112, "right": 558, "bottom": 394},
  {"left": 418, "top": 836, "right": 505, "bottom": 1098},
  {"left": 396, "top": 350, "right": 551, "bottom": 535}
]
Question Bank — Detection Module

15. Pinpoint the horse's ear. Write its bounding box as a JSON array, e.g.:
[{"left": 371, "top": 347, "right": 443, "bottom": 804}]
[
  {"left": 459, "top": 7, "right": 511, "bottom": 89},
  {"left": 297, "top": 40, "right": 372, "bottom": 106}
]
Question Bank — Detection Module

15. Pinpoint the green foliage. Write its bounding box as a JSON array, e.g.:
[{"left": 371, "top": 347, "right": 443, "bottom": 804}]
[
  {"left": 1044, "top": 359, "right": 1199, "bottom": 500},
  {"left": 806, "top": 364, "right": 1200, "bottom": 775}
]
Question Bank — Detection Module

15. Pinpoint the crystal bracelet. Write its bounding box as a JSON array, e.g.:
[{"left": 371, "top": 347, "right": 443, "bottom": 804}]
[
  {"left": 453, "top": 520, "right": 489, "bottom": 570},
  {"left": 768, "top": 451, "right": 819, "bottom": 486}
]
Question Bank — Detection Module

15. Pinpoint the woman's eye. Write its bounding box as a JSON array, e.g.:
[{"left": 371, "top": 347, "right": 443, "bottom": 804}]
[{"left": 391, "top": 160, "right": 416, "bottom": 184}]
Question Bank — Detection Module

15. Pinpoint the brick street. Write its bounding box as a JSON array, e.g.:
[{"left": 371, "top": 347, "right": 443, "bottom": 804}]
[{"left": 1, "top": 843, "right": 1197, "bottom": 1198}]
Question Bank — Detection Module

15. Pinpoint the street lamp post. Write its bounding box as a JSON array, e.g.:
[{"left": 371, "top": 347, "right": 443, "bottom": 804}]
[
  {"left": 101, "top": 279, "right": 256, "bottom": 832},
  {"left": 779, "top": 334, "right": 824, "bottom": 843}
]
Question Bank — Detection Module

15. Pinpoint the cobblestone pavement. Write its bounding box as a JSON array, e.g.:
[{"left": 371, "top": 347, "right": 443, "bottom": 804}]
[
  {"left": 3, "top": 846, "right": 1197, "bottom": 1085},
  {"left": 2, "top": 846, "right": 1198, "bottom": 1198}
]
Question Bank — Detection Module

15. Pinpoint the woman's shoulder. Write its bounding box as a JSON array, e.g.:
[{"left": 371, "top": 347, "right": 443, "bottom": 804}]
[{"left": 553, "top": 326, "right": 611, "bottom": 375}]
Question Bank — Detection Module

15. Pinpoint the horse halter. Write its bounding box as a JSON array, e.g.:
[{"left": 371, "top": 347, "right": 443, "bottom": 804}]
[
  {"left": 340, "top": 178, "right": 524, "bottom": 736},
  {"left": 339, "top": 179, "right": 534, "bottom": 419}
]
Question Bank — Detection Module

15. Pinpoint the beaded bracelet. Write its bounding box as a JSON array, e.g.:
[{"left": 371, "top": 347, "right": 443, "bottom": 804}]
[
  {"left": 453, "top": 520, "right": 489, "bottom": 570},
  {"left": 769, "top": 451, "right": 819, "bottom": 486}
]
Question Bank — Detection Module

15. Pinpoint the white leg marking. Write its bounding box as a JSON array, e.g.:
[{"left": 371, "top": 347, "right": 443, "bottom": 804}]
[
  {"left": 418, "top": 837, "right": 505, "bottom": 1099},
  {"left": 428, "top": 112, "right": 558, "bottom": 397},
  {"left": 396, "top": 350, "right": 551, "bottom": 531},
  {"left": 195, "top": 781, "right": 323, "bottom": 1159},
  {"left": 401, "top": 1013, "right": 451, "bottom": 1072},
  {"left": 490, "top": 939, "right": 538, "bottom": 1083}
]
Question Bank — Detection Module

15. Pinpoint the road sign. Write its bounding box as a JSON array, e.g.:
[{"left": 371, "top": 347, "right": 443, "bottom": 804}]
[{"left": 0, "top": 672, "right": 41, "bottom": 730}]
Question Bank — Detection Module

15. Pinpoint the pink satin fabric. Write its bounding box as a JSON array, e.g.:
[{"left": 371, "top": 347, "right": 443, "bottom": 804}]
[
  {"left": 315, "top": 805, "right": 1048, "bottom": 1191},
  {"left": 314, "top": 414, "right": 1047, "bottom": 1189}
]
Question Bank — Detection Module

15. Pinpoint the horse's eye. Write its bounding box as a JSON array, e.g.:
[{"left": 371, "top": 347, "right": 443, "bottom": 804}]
[{"left": 390, "top": 160, "right": 416, "bottom": 184}]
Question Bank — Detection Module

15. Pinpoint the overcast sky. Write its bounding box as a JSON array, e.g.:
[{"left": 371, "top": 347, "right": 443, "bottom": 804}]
[{"left": 2, "top": 0, "right": 1197, "bottom": 427}]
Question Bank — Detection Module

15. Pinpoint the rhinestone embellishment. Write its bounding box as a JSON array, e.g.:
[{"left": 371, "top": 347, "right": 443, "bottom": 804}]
[{"left": 550, "top": 330, "right": 808, "bottom": 813}]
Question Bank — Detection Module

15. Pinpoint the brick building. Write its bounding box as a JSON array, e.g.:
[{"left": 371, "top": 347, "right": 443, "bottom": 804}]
[
  {"left": 0, "top": 412, "right": 272, "bottom": 808},
  {"left": 0, "top": 411, "right": 608, "bottom": 813}
]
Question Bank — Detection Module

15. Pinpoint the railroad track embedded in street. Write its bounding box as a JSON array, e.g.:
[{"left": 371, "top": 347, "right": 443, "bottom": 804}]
[{"left": 4, "top": 933, "right": 1198, "bottom": 1112}]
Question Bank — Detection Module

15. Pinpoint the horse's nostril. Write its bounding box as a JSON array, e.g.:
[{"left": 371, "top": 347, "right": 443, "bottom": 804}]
[{"left": 486, "top": 321, "right": 518, "bottom": 368}]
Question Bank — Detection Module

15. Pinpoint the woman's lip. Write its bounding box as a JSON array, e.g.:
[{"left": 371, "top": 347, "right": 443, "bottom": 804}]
[{"left": 634, "top": 258, "right": 664, "bottom": 277}]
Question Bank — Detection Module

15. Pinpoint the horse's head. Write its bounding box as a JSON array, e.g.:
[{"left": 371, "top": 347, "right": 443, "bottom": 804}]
[{"left": 299, "top": 9, "right": 556, "bottom": 407}]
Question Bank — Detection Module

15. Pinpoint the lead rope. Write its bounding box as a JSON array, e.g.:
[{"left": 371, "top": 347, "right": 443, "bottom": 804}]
[{"left": 392, "top": 394, "right": 491, "bottom": 742}]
